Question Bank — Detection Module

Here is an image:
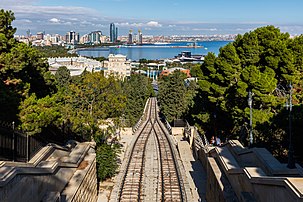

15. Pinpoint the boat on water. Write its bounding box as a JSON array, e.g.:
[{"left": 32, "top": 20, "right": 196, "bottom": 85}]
[
  {"left": 154, "top": 42, "right": 170, "bottom": 45},
  {"left": 76, "top": 47, "right": 109, "bottom": 52},
  {"left": 174, "top": 51, "right": 205, "bottom": 62}
]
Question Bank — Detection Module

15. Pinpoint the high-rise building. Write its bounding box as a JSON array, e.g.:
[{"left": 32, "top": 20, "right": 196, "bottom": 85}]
[
  {"left": 138, "top": 30, "right": 143, "bottom": 45},
  {"left": 115, "top": 27, "right": 118, "bottom": 42},
  {"left": 128, "top": 29, "right": 133, "bottom": 44},
  {"left": 90, "top": 31, "right": 102, "bottom": 44},
  {"left": 26, "top": 29, "right": 31, "bottom": 38},
  {"left": 37, "top": 32, "right": 44, "bottom": 40},
  {"left": 65, "top": 31, "right": 79, "bottom": 44},
  {"left": 80, "top": 31, "right": 103, "bottom": 44},
  {"left": 110, "top": 23, "right": 119, "bottom": 43},
  {"left": 110, "top": 23, "right": 116, "bottom": 43},
  {"left": 80, "top": 34, "right": 89, "bottom": 44}
]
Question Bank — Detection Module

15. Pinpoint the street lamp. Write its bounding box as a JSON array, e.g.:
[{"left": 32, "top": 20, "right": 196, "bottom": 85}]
[
  {"left": 285, "top": 83, "right": 295, "bottom": 169},
  {"left": 12, "top": 121, "right": 15, "bottom": 161},
  {"left": 248, "top": 90, "right": 253, "bottom": 147}
]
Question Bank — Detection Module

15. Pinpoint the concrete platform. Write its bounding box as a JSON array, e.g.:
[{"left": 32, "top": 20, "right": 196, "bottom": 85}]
[
  {"left": 98, "top": 127, "right": 134, "bottom": 202},
  {"left": 175, "top": 133, "right": 207, "bottom": 202}
]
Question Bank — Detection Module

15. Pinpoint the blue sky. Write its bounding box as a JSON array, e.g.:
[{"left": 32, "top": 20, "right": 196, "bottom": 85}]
[{"left": 2, "top": 0, "right": 303, "bottom": 36}]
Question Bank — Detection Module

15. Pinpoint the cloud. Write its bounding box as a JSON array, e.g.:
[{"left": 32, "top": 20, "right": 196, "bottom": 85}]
[
  {"left": 146, "top": 21, "right": 162, "bottom": 27},
  {"left": 235, "top": 28, "right": 255, "bottom": 32},
  {"left": 116, "top": 22, "right": 144, "bottom": 27},
  {"left": 1, "top": 0, "right": 37, "bottom": 6},
  {"left": 49, "top": 18, "right": 60, "bottom": 23},
  {"left": 69, "top": 18, "right": 79, "bottom": 21},
  {"left": 80, "top": 20, "right": 93, "bottom": 25},
  {"left": 15, "top": 19, "right": 32, "bottom": 23},
  {"left": 3, "top": 1, "right": 302, "bottom": 36},
  {"left": 279, "top": 25, "right": 303, "bottom": 33},
  {"left": 64, "top": 22, "right": 73, "bottom": 26},
  {"left": 116, "top": 21, "right": 162, "bottom": 28},
  {"left": 192, "top": 28, "right": 218, "bottom": 31}
]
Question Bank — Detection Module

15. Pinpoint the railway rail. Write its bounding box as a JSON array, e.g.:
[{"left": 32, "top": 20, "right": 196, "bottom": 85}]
[{"left": 111, "top": 98, "right": 188, "bottom": 202}]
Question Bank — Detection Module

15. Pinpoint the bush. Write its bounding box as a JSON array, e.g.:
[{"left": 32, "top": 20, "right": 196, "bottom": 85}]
[{"left": 96, "top": 143, "right": 121, "bottom": 181}]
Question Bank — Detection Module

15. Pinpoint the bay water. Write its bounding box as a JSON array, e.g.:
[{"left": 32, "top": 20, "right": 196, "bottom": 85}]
[{"left": 77, "top": 41, "right": 231, "bottom": 61}]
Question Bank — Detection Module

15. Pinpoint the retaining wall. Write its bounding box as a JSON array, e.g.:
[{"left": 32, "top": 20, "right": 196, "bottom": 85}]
[
  {"left": 0, "top": 141, "right": 97, "bottom": 202},
  {"left": 197, "top": 140, "right": 303, "bottom": 202}
]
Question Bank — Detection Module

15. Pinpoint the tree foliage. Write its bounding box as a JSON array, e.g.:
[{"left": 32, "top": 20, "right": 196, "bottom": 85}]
[
  {"left": 62, "top": 72, "right": 126, "bottom": 139},
  {"left": 191, "top": 26, "right": 303, "bottom": 154},
  {"left": 0, "top": 9, "right": 165, "bottom": 181},
  {"left": 19, "top": 94, "right": 62, "bottom": 135},
  {"left": 96, "top": 142, "right": 120, "bottom": 181},
  {"left": 158, "top": 70, "right": 196, "bottom": 123},
  {"left": 0, "top": 9, "right": 16, "bottom": 53},
  {"left": 55, "top": 66, "right": 71, "bottom": 89},
  {"left": 122, "top": 74, "right": 154, "bottom": 126},
  {"left": 33, "top": 45, "right": 77, "bottom": 58},
  {"left": 0, "top": 9, "right": 54, "bottom": 122}
]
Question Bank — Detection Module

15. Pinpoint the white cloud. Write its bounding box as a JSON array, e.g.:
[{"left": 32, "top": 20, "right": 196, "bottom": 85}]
[
  {"left": 69, "top": 18, "right": 79, "bottom": 21},
  {"left": 49, "top": 18, "right": 60, "bottom": 23},
  {"left": 116, "top": 21, "right": 163, "bottom": 28},
  {"left": 279, "top": 25, "right": 303, "bottom": 33},
  {"left": 64, "top": 22, "right": 73, "bottom": 26},
  {"left": 15, "top": 19, "right": 32, "bottom": 23},
  {"left": 116, "top": 22, "right": 144, "bottom": 27},
  {"left": 81, "top": 20, "right": 93, "bottom": 25},
  {"left": 192, "top": 28, "right": 218, "bottom": 31},
  {"left": 1, "top": 0, "right": 37, "bottom": 6},
  {"left": 236, "top": 28, "right": 254, "bottom": 32},
  {"left": 146, "top": 21, "right": 162, "bottom": 27}
]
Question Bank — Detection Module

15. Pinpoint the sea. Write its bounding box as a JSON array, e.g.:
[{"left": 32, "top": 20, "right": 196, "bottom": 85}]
[{"left": 77, "top": 41, "right": 231, "bottom": 61}]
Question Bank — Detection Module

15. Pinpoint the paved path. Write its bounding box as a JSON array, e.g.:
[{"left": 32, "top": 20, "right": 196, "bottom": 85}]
[
  {"left": 175, "top": 134, "right": 207, "bottom": 202},
  {"left": 98, "top": 128, "right": 134, "bottom": 202}
]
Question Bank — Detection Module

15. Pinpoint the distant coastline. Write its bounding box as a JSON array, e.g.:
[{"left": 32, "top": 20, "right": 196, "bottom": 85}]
[{"left": 77, "top": 41, "right": 231, "bottom": 61}]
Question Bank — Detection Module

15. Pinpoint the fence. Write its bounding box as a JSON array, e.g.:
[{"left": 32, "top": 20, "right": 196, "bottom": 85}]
[
  {"left": 0, "top": 121, "right": 45, "bottom": 162},
  {"left": 184, "top": 120, "right": 210, "bottom": 153}
]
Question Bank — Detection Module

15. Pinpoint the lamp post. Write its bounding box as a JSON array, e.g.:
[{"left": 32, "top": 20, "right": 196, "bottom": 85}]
[
  {"left": 286, "top": 83, "right": 295, "bottom": 169},
  {"left": 12, "top": 121, "right": 15, "bottom": 161},
  {"left": 248, "top": 90, "right": 253, "bottom": 147},
  {"left": 214, "top": 112, "right": 217, "bottom": 140}
]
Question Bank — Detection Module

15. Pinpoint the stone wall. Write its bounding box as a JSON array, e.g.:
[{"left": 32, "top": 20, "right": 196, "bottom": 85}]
[
  {"left": 197, "top": 140, "right": 303, "bottom": 202},
  {"left": 206, "top": 158, "right": 228, "bottom": 202},
  {"left": 61, "top": 151, "right": 98, "bottom": 202},
  {"left": 0, "top": 141, "right": 97, "bottom": 202}
]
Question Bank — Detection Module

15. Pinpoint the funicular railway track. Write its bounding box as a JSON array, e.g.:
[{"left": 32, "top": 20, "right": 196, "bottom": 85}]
[{"left": 113, "top": 98, "right": 187, "bottom": 202}]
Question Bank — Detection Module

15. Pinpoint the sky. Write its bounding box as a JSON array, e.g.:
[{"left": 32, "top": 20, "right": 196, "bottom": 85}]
[{"left": 2, "top": 0, "right": 303, "bottom": 37}]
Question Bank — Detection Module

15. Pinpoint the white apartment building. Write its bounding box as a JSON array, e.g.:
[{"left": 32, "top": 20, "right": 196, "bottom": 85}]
[
  {"left": 48, "top": 55, "right": 131, "bottom": 79},
  {"left": 48, "top": 56, "right": 102, "bottom": 76},
  {"left": 102, "top": 54, "right": 131, "bottom": 79}
]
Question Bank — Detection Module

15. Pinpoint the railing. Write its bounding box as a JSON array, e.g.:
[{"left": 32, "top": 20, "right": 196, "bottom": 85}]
[
  {"left": 184, "top": 120, "right": 209, "bottom": 153},
  {"left": 163, "top": 118, "right": 172, "bottom": 135},
  {"left": 184, "top": 121, "right": 191, "bottom": 140},
  {"left": 132, "top": 98, "right": 150, "bottom": 133},
  {"left": 193, "top": 127, "right": 209, "bottom": 151},
  {"left": 0, "top": 121, "right": 45, "bottom": 162}
]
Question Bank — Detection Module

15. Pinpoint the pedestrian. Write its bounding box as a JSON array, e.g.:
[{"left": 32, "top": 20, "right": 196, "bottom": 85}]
[
  {"left": 215, "top": 136, "right": 221, "bottom": 146},
  {"left": 210, "top": 136, "right": 215, "bottom": 145}
]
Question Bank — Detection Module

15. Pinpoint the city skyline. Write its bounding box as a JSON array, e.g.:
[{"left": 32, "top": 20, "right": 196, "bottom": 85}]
[{"left": 2, "top": 0, "right": 303, "bottom": 36}]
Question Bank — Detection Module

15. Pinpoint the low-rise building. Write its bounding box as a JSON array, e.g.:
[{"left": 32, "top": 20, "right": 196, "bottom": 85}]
[
  {"left": 48, "top": 55, "right": 131, "bottom": 79},
  {"left": 48, "top": 56, "right": 102, "bottom": 76},
  {"left": 160, "top": 67, "right": 191, "bottom": 77},
  {"left": 102, "top": 54, "right": 131, "bottom": 79}
]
